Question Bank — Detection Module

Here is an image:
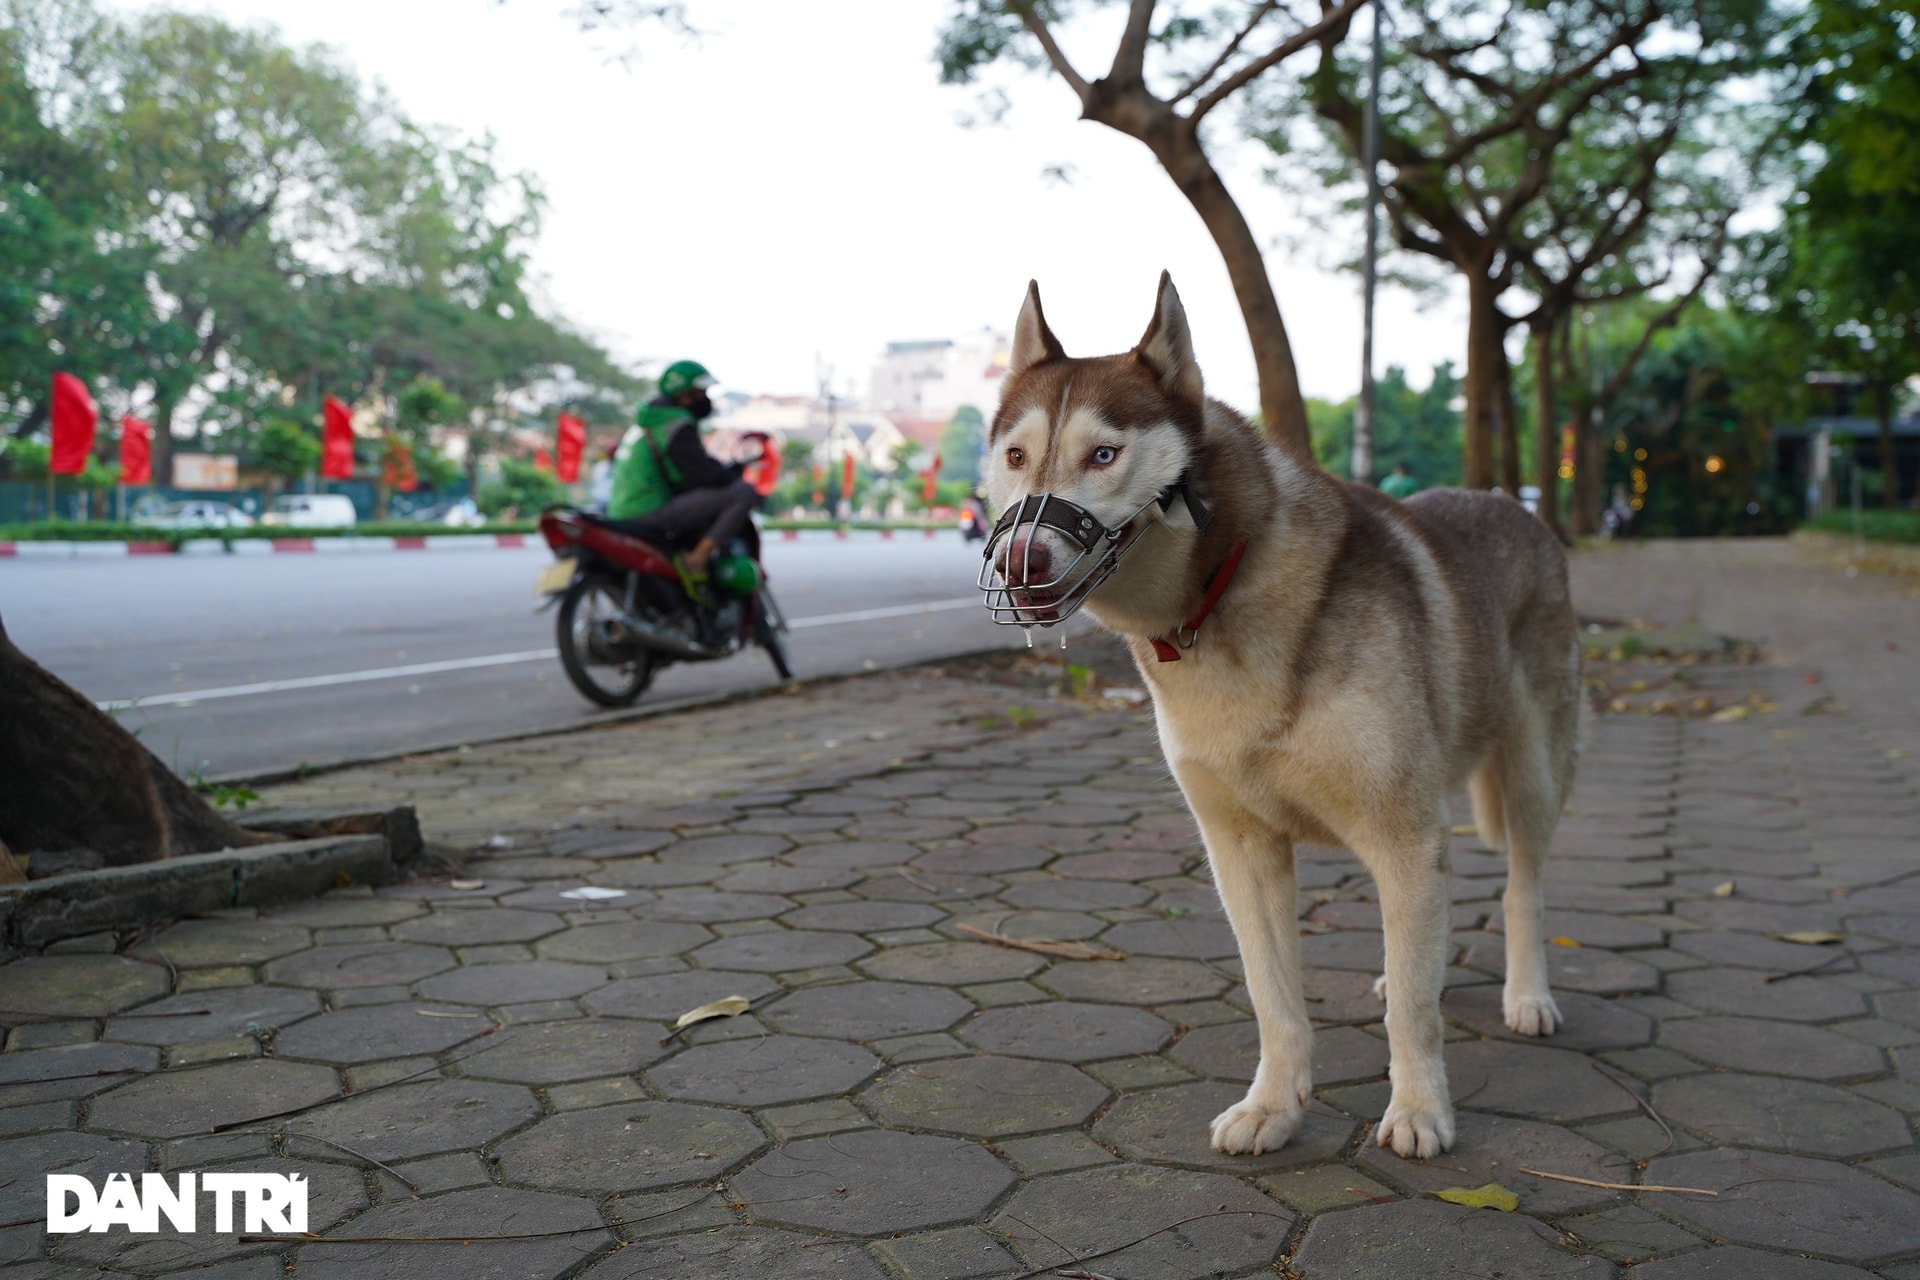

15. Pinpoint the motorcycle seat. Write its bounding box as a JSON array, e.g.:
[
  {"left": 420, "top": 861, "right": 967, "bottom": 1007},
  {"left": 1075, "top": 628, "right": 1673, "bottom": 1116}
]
[{"left": 582, "top": 511, "right": 698, "bottom": 553}]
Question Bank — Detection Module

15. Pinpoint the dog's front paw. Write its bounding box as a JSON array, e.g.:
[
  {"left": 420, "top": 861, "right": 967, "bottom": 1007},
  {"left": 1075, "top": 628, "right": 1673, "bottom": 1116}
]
[
  {"left": 1209, "top": 1096, "right": 1302, "bottom": 1156},
  {"left": 1375, "top": 1093, "right": 1455, "bottom": 1159},
  {"left": 1504, "top": 989, "right": 1562, "bottom": 1037}
]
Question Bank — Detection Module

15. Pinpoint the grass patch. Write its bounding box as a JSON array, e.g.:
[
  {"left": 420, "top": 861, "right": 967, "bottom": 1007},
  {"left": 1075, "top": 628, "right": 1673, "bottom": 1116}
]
[
  {"left": 0, "top": 520, "right": 536, "bottom": 546},
  {"left": 1804, "top": 509, "right": 1920, "bottom": 544}
]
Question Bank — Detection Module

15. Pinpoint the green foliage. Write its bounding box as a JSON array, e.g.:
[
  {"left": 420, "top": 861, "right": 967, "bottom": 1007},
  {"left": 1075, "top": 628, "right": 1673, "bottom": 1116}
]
[
  {"left": 479, "top": 456, "right": 566, "bottom": 518},
  {"left": 1, "top": 438, "right": 50, "bottom": 479},
  {"left": 251, "top": 419, "right": 320, "bottom": 481},
  {"left": 939, "top": 405, "right": 985, "bottom": 485},
  {"left": 1805, "top": 508, "right": 1920, "bottom": 542},
  {"left": 1308, "top": 364, "right": 1464, "bottom": 489}
]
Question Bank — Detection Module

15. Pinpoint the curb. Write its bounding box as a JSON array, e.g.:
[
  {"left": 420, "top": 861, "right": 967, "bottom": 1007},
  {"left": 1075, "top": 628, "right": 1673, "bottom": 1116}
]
[
  {"left": 1, "top": 534, "right": 534, "bottom": 559},
  {"left": 3, "top": 530, "right": 972, "bottom": 558},
  {"left": 1, "top": 833, "right": 395, "bottom": 949}
]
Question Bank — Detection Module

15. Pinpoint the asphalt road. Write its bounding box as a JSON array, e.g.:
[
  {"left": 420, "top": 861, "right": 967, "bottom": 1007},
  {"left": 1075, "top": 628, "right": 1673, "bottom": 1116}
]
[{"left": 2, "top": 535, "right": 1094, "bottom": 778}]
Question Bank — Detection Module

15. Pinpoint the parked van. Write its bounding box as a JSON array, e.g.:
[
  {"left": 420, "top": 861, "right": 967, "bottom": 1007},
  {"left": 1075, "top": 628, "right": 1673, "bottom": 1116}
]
[{"left": 262, "top": 494, "right": 357, "bottom": 528}]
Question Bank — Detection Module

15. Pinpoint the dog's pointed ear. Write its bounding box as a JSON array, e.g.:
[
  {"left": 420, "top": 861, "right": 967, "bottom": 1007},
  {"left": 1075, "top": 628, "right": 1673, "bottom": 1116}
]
[
  {"left": 1010, "top": 280, "right": 1066, "bottom": 377},
  {"left": 1133, "top": 271, "right": 1203, "bottom": 406}
]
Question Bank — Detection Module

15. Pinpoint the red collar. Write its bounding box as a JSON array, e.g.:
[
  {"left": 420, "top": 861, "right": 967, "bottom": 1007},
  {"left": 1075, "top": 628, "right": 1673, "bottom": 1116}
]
[{"left": 1150, "top": 539, "right": 1248, "bottom": 662}]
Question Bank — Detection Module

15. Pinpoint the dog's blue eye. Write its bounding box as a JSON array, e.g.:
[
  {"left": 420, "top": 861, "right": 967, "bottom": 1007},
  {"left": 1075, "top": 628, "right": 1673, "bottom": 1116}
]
[{"left": 1091, "top": 446, "right": 1119, "bottom": 466}]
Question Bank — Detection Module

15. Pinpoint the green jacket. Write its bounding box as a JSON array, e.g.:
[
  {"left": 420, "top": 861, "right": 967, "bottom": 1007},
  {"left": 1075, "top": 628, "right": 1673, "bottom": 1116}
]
[
  {"left": 1379, "top": 472, "right": 1420, "bottom": 500},
  {"left": 607, "top": 402, "right": 691, "bottom": 519}
]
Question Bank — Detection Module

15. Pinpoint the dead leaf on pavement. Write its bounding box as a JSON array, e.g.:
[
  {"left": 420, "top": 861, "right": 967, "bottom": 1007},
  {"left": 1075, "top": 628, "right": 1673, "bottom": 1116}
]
[
  {"left": 1434, "top": 1183, "right": 1518, "bottom": 1212},
  {"left": 1708, "top": 704, "right": 1751, "bottom": 722},
  {"left": 671, "top": 996, "right": 752, "bottom": 1031},
  {"left": 448, "top": 878, "right": 485, "bottom": 891},
  {"left": 1711, "top": 880, "right": 1735, "bottom": 897},
  {"left": 1549, "top": 936, "right": 1581, "bottom": 948},
  {"left": 1773, "top": 930, "right": 1845, "bottom": 945}
]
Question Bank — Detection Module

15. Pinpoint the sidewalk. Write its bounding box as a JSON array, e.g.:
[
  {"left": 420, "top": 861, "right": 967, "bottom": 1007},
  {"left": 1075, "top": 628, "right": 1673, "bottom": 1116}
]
[{"left": 3, "top": 538, "right": 1918, "bottom": 1278}]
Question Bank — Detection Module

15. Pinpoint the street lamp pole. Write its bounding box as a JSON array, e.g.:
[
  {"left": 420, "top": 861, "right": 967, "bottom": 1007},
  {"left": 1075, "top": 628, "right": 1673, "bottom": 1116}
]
[{"left": 1352, "top": 0, "right": 1385, "bottom": 486}]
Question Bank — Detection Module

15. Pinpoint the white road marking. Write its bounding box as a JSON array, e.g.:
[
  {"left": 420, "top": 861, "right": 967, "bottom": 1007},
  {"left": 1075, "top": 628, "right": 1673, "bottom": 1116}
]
[{"left": 97, "top": 597, "right": 983, "bottom": 711}]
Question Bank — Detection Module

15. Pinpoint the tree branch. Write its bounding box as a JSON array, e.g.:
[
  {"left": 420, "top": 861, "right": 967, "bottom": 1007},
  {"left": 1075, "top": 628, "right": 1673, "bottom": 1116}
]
[
  {"left": 1014, "top": 3, "right": 1092, "bottom": 104},
  {"left": 1110, "top": 0, "right": 1157, "bottom": 86},
  {"left": 1191, "top": 0, "right": 1367, "bottom": 125},
  {"left": 1173, "top": 1, "right": 1278, "bottom": 106}
]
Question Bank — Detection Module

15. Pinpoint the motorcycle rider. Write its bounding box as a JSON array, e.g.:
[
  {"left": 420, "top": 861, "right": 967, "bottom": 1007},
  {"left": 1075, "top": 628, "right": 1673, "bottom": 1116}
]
[{"left": 607, "top": 359, "right": 758, "bottom": 595}]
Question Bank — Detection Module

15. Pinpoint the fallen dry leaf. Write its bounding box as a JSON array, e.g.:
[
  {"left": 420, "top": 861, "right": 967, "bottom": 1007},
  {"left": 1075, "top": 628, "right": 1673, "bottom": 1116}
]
[
  {"left": 1708, "top": 704, "right": 1751, "bottom": 722},
  {"left": 1434, "top": 1183, "right": 1518, "bottom": 1211},
  {"left": 1711, "top": 881, "right": 1736, "bottom": 898},
  {"left": 1548, "top": 936, "right": 1581, "bottom": 948},
  {"left": 1773, "top": 930, "right": 1845, "bottom": 945},
  {"left": 672, "top": 996, "right": 752, "bottom": 1031},
  {"left": 558, "top": 886, "right": 627, "bottom": 901},
  {"left": 448, "top": 879, "right": 485, "bottom": 891}
]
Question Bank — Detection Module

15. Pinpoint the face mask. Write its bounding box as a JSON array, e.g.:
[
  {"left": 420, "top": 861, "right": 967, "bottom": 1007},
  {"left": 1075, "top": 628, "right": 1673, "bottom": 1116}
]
[{"left": 686, "top": 392, "right": 714, "bottom": 420}]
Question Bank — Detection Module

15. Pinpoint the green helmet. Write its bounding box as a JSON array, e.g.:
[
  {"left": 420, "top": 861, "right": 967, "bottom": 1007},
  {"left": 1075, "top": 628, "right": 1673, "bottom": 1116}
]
[
  {"left": 658, "top": 360, "right": 715, "bottom": 398},
  {"left": 712, "top": 553, "right": 762, "bottom": 598}
]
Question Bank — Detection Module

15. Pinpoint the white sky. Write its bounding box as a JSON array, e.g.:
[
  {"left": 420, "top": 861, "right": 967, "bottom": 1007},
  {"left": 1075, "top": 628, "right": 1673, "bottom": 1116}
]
[{"left": 104, "top": 0, "right": 1467, "bottom": 411}]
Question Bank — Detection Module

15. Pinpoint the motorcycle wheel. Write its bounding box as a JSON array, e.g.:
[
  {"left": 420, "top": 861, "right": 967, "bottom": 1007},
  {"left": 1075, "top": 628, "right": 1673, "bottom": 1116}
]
[
  {"left": 753, "top": 585, "right": 795, "bottom": 681},
  {"left": 557, "top": 575, "right": 656, "bottom": 707}
]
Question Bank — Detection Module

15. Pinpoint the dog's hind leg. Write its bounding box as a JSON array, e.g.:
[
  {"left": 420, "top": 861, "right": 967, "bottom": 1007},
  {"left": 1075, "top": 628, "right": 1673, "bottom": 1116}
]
[
  {"left": 1499, "top": 739, "right": 1566, "bottom": 1037},
  {"left": 1183, "top": 774, "right": 1313, "bottom": 1156},
  {"left": 1361, "top": 821, "right": 1456, "bottom": 1159}
]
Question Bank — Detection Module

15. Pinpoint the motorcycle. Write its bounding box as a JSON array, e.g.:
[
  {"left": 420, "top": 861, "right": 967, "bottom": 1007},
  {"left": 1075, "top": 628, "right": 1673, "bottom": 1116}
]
[{"left": 535, "top": 505, "right": 793, "bottom": 707}]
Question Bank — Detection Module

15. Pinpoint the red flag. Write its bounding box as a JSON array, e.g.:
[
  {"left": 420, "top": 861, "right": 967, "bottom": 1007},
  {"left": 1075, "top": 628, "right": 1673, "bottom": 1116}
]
[
  {"left": 119, "top": 417, "right": 153, "bottom": 486},
  {"left": 382, "top": 436, "right": 418, "bottom": 492},
  {"left": 50, "top": 373, "right": 97, "bottom": 475},
  {"left": 534, "top": 446, "right": 556, "bottom": 475},
  {"left": 742, "top": 432, "right": 780, "bottom": 497},
  {"left": 840, "top": 452, "right": 855, "bottom": 505},
  {"left": 321, "top": 396, "right": 355, "bottom": 479},
  {"left": 555, "top": 414, "right": 585, "bottom": 483},
  {"left": 921, "top": 451, "right": 942, "bottom": 504}
]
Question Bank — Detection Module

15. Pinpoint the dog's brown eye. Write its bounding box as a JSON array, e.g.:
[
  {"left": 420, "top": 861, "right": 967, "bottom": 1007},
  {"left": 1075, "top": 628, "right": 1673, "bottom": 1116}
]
[
  {"left": 1006, "top": 447, "right": 1025, "bottom": 468},
  {"left": 1090, "top": 445, "right": 1120, "bottom": 467}
]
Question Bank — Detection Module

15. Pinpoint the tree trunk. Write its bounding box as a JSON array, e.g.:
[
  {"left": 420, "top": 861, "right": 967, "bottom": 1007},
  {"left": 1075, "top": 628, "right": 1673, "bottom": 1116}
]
[
  {"left": 151, "top": 392, "right": 178, "bottom": 490},
  {"left": 0, "top": 614, "right": 274, "bottom": 867},
  {"left": 1124, "top": 118, "right": 1310, "bottom": 454},
  {"left": 1571, "top": 404, "right": 1607, "bottom": 536},
  {"left": 1496, "top": 345, "right": 1521, "bottom": 494},
  {"left": 1877, "top": 381, "right": 1900, "bottom": 511},
  {"left": 1462, "top": 273, "right": 1505, "bottom": 490},
  {"left": 1532, "top": 323, "right": 1563, "bottom": 535}
]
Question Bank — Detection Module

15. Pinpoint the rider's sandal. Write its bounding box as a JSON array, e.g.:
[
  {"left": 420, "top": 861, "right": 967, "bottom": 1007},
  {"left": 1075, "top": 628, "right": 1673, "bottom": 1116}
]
[{"left": 673, "top": 555, "right": 715, "bottom": 605}]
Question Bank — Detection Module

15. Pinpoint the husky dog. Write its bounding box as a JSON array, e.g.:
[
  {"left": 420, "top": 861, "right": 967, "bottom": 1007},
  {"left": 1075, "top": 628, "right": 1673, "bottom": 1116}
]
[{"left": 976, "top": 274, "right": 1580, "bottom": 1158}]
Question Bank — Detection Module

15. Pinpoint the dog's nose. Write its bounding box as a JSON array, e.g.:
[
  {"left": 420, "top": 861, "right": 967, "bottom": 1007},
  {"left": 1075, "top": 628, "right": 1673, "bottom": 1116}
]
[{"left": 998, "top": 535, "right": 1053, "bottom": 586}]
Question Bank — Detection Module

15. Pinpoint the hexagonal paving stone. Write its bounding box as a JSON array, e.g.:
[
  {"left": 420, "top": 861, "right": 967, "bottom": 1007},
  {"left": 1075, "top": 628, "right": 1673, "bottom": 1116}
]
[
  {"left": 50, "top": 1156, "right": 365, "bottom": 1273},
  {"left": 263, "top": 942, "right": 456, "bottom": 990},
  {"left": 1446, "top": 1039, "right": 1632, "bottom": 1121},
  {"left": 583, "top": 969, "right": 780, "bottom": 1021},
  {"left": 865, "top": 1055, "right": 1107, "bottom": 1136},
  {"left": 0, "top": 1132, "right": 144, "bottom": 1230},
  {"left": 1875, "top": 987, "right": 1920, "bottom": 1030},
  {"left": 990, "top": 1163, "right": 1292, "bottom": 1279},
  {"left": 1461, "top": 935, "right": 1661, "bottom": 994},
  {"left": 270, "top": 896, "right": 424, "bottom": 926},
  {"left": 415, "top": 960, "right": 609, "bottom": 1005},
  {"left": 1645, "top": 1148, "right": 1920, "bottom": 1262},
  {"left": 1100, "top": 918, "right": 1240, "bottom": 960},
  {"left": 294, "top": 1078, "right": 540, "bottom": 1163},
  {"left": 297, "top": 1186, "right": 610, "bottom": 1280},
  {"left": 1442, "top": 984, "right": 1653, "bottom": 1052},
  {"left": 1670, "top": 930, "right": 1849, "bottom": 972},
  {"left": 0, "top": 1040, "right": 157, "bottom": 1105},
  {"left": 961, "top": 1001, "right": 1173, "bottom": 1061},
  {"left": 1170, "top": 1022, "right": 1388, "bottom": 1086},
  {"left": 1092, "top": 1082, "right": 1353, "bottom": 1173},
  {"left": 1651, "top": 1073, "right": 1905, "bottom": 1158},
  {"left": 391, "top": 908, "right": 565, "bottom": 947},
  {"left": 661, "top": 833, "right": 792, "bottom": 864},
  {"left": 89, "top": 1058, "right": 341, "bottom": 1137},
  {"left": 719, "top": 865, "right": 861, "bottom": 894},
  {"left": 580, "top": 1226, "right": 888, "bottom": 1279},
  {"left": 1658, "top": 1017, "right": 1885, "bottom": 1080},
  {"left": 648, "top": 1035, "right": 880, "bottom": 1105},
  {"left": 533, "top": 920, "right": 712, "bottom": 963},
  {"left": 1488, "top": 908, "right": 1667, "bottom": 949},
  {"left": 1291, "top": 1197, "right": 1612, "bottom": 1279},
  {"left": 856, "top": 871, "right": 1001, "bottom": 902},
  {"left": 732, "top": 1129, "right": 1013, "bottom": 1235},
  {"left": 1050, "top": 850, "right": 1186, "bottom": 879},
  {"left": 857, "top": 939, "right": 1046, "bottom": 985},
  {"left": 1664, "top": 968, "right": 1867, "bottom": 1021},
  {"left": 102, "top": 984, "right": 321, "bottom": 1046},
  {"left": 1036, "top": 956, "right": 1231, "bottom": 1006},
  {"left": 1301, "top": 930, "right": 1387, "bottom": 971},
  {"left": 691, "top": 929, "right": 872, "bottom": 972},
  {"left": 134, "top": 918, "right": 312, "bottom": 966},
  {"left": 782, "top": 839, "right": 920, "bottom": 869},
  {"left": 271, "top": 1003, "right": 491, "bottom": 1064},
  {"left": 1003, "top": 879, "right": 1153, "bottom": 911},
  {"left": 493, "top": 1101, "right": 764, "bottom": 1192},
  {"left": 643, "top": 891, "right": 793, "bottom": 923},
  {"left": 763, "top": 980, "right": 970, "bottom": 1040},
  {"left": 1625, "top": 1246, "right": 1877, "bottom": 1279},
  {"left": 457, "top": 1018, "right": 669, "bottom": 1083},
  {"left": 779, "top": 901, "right": 944, "bottom": 932},
  {"left": 917, "top": 843, "right": 1051, "bottom": 874},
  {"left": 0, "top": 955, "right": 170, "bottom": 1016},
  {"left": 1357, "top": 1111, "right": 1631, "bottom": 1214}
]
